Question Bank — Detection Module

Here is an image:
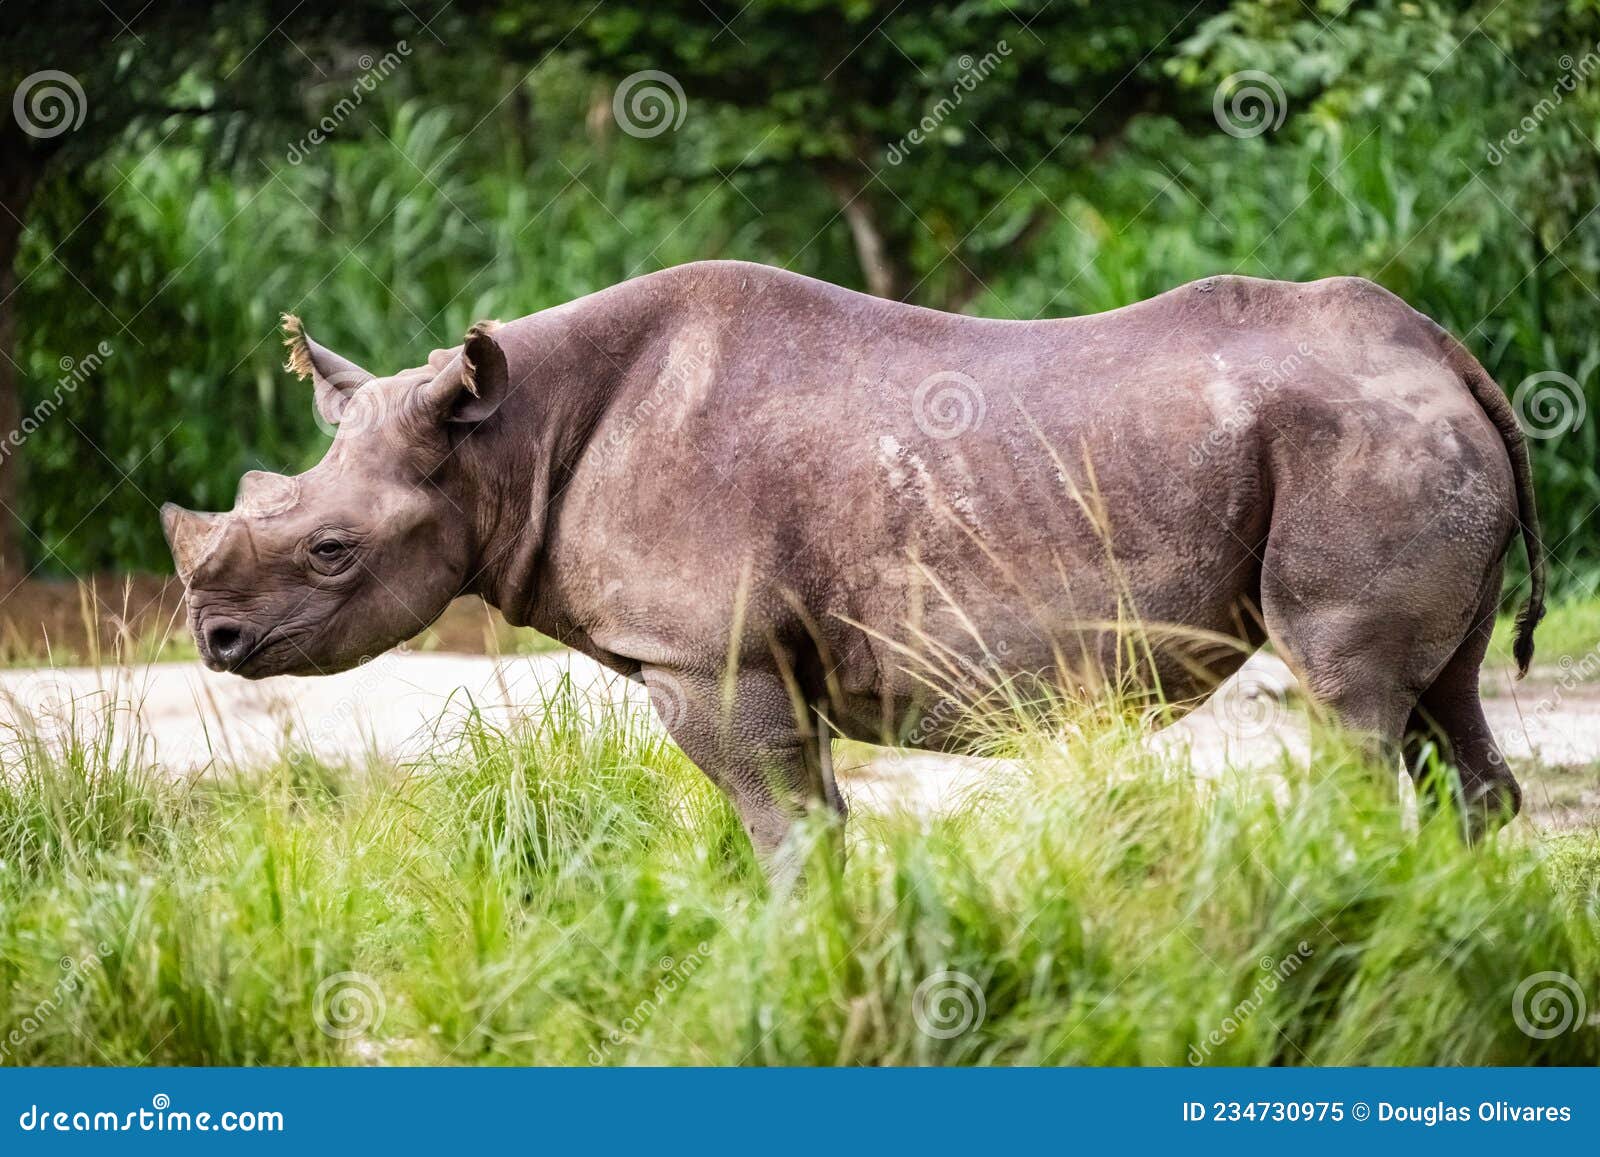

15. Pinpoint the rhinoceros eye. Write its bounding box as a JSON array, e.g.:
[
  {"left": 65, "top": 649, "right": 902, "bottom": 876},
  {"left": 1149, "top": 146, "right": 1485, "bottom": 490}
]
[{"left": 308, "top": 537, "right": 353, "bottom": 574}]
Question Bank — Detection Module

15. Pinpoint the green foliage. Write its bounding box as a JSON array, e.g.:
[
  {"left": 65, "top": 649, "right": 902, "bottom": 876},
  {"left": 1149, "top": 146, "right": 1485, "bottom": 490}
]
[
  {"left": 501, "top": 0, "right": 1236, "bottom": 301},
  {"left": 0, "top": 0, "right": 445, "bottom": 163},
  {"left": 10, "top": 0, "right": 1600, "bottom": 582}
]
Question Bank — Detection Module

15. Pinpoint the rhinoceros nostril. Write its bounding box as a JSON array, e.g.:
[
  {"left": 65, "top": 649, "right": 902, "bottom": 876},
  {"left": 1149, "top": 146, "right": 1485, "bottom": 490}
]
[{"left": 204, "top": 622, "right": 255, "bottom": 670}]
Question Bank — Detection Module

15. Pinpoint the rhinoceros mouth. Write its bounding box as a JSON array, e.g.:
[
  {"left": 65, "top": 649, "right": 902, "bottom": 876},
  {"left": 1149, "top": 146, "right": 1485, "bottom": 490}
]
[{"left": 207, "top": 623, "right": 324, "bottom": 679}]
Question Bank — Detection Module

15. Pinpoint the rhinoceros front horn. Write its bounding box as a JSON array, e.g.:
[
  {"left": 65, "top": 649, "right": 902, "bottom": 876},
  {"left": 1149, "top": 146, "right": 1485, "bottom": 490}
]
[
  {"left": 281, "top": 313, "right": 374, "bottom": 425},
  {"left": 160, "top": 503, "right": 223, "bottom": 583}
]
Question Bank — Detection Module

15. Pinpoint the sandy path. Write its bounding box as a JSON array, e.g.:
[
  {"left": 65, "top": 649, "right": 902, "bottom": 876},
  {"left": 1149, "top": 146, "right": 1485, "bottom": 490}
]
[
  {"left": 3, "top": 651, "right": 1596, "bottom": 827},
  {"left": 0, "top": 648, "right": 623, "bottom": 773}
]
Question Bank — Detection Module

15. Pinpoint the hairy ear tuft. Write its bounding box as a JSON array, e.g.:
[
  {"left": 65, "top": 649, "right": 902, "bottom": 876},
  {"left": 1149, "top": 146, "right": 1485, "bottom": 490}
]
[
  {"left": 282, "top": 313, "right": 315, "bottom": 380},
  {"left": 459, "top": 320, "right": 503, "bottom": 398},
  {"left": 419, "top": 320, "right": 508, "bottom": 423},
  {"left": 278, "top": 313, "right": 375, "bottom": 425}
]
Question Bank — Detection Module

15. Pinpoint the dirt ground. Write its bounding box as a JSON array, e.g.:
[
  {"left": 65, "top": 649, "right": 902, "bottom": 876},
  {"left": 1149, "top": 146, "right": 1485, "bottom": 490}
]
[{"left": 2, "top": 646, "right": 1594, "bottom": 834}]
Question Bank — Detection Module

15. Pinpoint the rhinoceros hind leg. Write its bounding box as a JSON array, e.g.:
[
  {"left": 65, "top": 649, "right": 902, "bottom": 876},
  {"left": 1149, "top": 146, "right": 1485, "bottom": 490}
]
[
  {"left": 1254, "top": 457, "right": 1514, "bottom": 790},
  {"left": 1403, "top": 577, "right": 1521, "bottom": 842},
  {"left": 1260, "top": 543, "right": 1518, "bottom": 842},
  {"left": 1259, "top": 604, "right": 1421, "bottom": 769}
]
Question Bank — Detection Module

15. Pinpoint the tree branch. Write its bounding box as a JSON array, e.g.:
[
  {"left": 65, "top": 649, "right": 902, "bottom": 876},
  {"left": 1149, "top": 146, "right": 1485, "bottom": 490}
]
[{"left": 819, "top": 161, "right": 904, "bottom": 300}]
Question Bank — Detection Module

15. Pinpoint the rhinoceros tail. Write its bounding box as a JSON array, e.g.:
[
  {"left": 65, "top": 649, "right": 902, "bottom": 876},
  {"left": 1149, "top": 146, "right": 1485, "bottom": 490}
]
[
  {"left": 1404, "top": 292, "right": 1547, "bottom": 675},
  {"left": 1450, "top": 343, "right": 1546, "bottom": 677}
]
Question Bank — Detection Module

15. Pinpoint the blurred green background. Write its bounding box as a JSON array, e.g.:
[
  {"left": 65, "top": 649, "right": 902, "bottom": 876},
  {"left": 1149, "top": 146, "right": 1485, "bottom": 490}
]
[{"left": 3, "top": 0, "right": 1599, "bottom": 589}]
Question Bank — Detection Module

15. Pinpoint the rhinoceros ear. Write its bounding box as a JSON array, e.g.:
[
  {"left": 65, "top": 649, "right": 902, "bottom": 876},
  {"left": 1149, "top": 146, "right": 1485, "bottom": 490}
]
[
  {"left": 282, "top": 313, "right": 375, "bottom": 425},
  {"left": 419, "top": 320, "right": 508, "bottom": 424},
  {"left": 161, "top": 503, "right": 223, "bottom": 584}
]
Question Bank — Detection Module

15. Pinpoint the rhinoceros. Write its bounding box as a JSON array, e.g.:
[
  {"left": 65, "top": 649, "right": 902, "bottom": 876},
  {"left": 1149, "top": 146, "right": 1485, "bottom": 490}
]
[{"left": 162, "top": 261, "right": 1543, "bottom": 874}]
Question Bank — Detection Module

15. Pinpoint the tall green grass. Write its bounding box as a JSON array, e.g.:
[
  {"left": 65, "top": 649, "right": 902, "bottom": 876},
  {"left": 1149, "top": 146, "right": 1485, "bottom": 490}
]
[{"left": 2, "top": 671, "right": 1596, "bottom": 1066}]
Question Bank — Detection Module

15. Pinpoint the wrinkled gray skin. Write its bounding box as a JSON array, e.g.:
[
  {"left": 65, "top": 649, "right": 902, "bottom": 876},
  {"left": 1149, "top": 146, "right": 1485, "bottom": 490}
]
[{"left": 164, "top": 261, "right": 1545, "bottom": 879}]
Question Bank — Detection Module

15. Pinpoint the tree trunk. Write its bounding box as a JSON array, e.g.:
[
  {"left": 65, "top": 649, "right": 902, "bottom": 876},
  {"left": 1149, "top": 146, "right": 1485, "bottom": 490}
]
[
  {"left": 0, "top": 152, "right": 40, "bottom": 579},
  {"left": 820, "top": 164, "right": 906, "bottom": 301}
]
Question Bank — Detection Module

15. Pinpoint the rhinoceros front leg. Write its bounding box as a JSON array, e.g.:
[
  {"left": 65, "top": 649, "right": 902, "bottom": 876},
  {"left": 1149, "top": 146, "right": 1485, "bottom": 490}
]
[{"left": 641, "top": 665, "right": 844, "bottom": 886}]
